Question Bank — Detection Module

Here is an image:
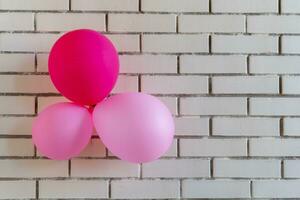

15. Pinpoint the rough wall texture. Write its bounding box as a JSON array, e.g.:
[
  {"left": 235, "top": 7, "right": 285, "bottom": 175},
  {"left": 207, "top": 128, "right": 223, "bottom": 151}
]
[{"left": 1, "top": 0, "right": 300, "bottom": 199}]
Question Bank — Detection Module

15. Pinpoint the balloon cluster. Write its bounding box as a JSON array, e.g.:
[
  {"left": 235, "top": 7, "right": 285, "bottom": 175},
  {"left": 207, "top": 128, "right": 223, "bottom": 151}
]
[{"left": 32, "top": 29, "right": 174, "bottom": 163}]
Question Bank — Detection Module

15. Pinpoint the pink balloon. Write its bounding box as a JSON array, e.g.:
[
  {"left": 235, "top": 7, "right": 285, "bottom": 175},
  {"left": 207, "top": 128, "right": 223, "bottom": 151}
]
[
  {"left": 32, "top": 102, "right": 93, "bottom": 160},
  {"left": 93, "top": 93, "right": 174, "bottom": 163},
  {"left": 49, "top": 29, "right": 119, "bottom": 106}
]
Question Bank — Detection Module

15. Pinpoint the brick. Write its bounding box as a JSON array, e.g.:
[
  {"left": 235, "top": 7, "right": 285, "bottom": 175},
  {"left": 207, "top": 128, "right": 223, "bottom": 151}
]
[
  {"left": 248, "top": 16, "right": 300, "bottom": 33},
  {"left": 158, "top": 97, "right": 177, "bottom": 115},
  {"left": 0, "top": 13, "right": 33, "bottom": 31},
  {"left": 0, "top": 33, "right": 59, "bottom": 52},
  {"left": 0, "top": 117, "right": 33, "bottom": 135},
  {"left": 37, "top": 96, "right": 68, "bottom": 112},
  {"left": 250, "top": 56, "right": 300, "bottom": 74},
  {"left": 212, "top": 35, "right": 278, "bottom": 53},
  {"left": 282, "top": 0, "right": 300, "bottom": 13},
  {"left": 282, "top": 36, "right": 300, "bottom": 54},
  {"left": 109, "top": 14, "right": 176, "bottom": 33},
  {"left": 141, "top": 0, "right": 209, "bottom": 12},
  {"left": 36, "top": 53, "right": 48, "bottom": 72},
  {"left": 37, "top": 13, "right": 105, "bottom": 32},
  {"left": 71, "top": 159, "right": 139, "bottom": 177},
  {"left": 284, "top": 160, "right": 300, "bottom": 178},
  {"left": 119, "top": 55, "right": 177, "bottom": 74},
  {"left": 253, "top": 180, "right": 300, "bottom": 198},
  {"left": 212, "top": 76, "right": 279, "bottom": 94},
  {"left": 0, "top": 53, "right": 35, "bottom": 72},
  {"left": 0, "top": 181, "right": 35, "bottom": 199},
  {"left": 0, "top": 160, "right": 68, "bottom": 178},
  {"left": 0, "top": 96, "right": 35, "bottom": 115},
  {"left": 141, "top": 75, "right": 208, "bottom": 94},
  {"left": 250, "top": 98, "right": 300, "bottom": 116},
  {"left": 283, "top": 76, "right": 300, "bottom": 94},
  {"left": 180, "top": 55, "right": 247, "bottom": 74},
  {"left": 72, "top": 0, "right": 138, "bottom": 11},
  {"left": 0, "top": 75, "right": 57, "bottom": 94},
  {"left": 77, "top": 138, "right": 106, "bottom": 158},
  {"left": 175, "top": 117, "right": 209, "bottom": 136},
  {"left": 180, "top": 97, "right": 247, "bottom": 115},
  {"left": 0, "top": 0, "right": 68, "bottom": 10},
  {"left": 179, "top": 15, "right": 245, "bottom": 33},
  {"left": 284, "top": 118, "right": 300, "bottom": 136},
  {"left": 0, "top": 139, "right": 34, "bottom": 156},
  {"left": 163, "top": 139, "right": 177, "bottom": 157},
  {"left": 214, "top": 159, "right": 281, "bottom": 178},
  {"left": 142, "top": 159, "right": 210, "bottom": 178},
  {"left": 250, "top": 138, "right": 300, "bottom": 156},
  {"left": 111, "top": 75, "right": 138, "bottom": 93},
  {"left": 142, "top": 34, "right": 208, "bottom": 53},
  {"left": 39, "top": 180, "right": 108, "bottom": 199},
  {"left": 106, "top": 34, "right": 139, "bottom": 52},
  {"left": 212, "top": 0, "right": 278, "bottom": 13},
  {"left": 111, "top": 180, "right": 179, "bottom": 199},
  {"left": 213, "top": 117, "right": 279, "bottom": 136},
  {"left": 180, "top": 138, "right": 247, "bottom": 157},
  {"left": 182, "top": 180, "right": 250, "bottom": 198}
]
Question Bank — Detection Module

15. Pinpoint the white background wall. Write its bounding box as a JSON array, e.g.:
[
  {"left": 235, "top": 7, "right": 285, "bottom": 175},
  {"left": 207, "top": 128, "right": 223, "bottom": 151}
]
[{"left": 1, "top": 0, "right": 300, "bottom": 199}]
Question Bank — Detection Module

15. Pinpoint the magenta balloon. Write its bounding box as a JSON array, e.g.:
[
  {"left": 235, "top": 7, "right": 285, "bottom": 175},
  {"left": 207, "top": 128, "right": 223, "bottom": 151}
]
[
  {"left": 49, "top": 29, "right": 119, "bottom": 106},
  {"left": 32, "top": 102, "right": 93, "bottom": 160},
  {"left": 93, "top": 93, "right": 174, "bottom": 163}
]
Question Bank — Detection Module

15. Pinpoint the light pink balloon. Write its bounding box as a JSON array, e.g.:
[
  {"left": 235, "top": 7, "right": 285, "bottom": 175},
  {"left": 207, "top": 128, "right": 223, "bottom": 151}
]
[
  {"left": 49, "top": 29, "right": 119, "bottom": 106},
  {"left": 32, "top": 102, "right": 93, "bottom": 160},
  {"left": 93, "top": 93, "right": 174, "bottom": 163}
]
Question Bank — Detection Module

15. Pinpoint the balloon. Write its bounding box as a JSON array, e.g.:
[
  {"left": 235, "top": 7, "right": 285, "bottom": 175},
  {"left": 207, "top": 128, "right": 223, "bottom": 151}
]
[
  {"left": 48, "top": 29, "right": 119, "bottom": 106},
  {"left": 32, "top": 102, "right": 93, "bottom": 160},
  {"left": 93, "top": 93, "right": 174, "bottom": 163}
]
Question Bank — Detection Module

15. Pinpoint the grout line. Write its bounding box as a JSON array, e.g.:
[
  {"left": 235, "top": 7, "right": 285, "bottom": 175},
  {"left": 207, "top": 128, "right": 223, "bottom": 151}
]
[
  {"left": 210, "top": 159, "right": 214, "bottom": 178},
  {"left": 69, "top": 0, "right": 71, "bottom": 11},
  {"left": 68, "top": 160, "right": 71, "bottom": 177},
  {"left": 281, "top": 159, "right": 284, "bottom": 178},
  {"left": 105, "top": 13, "right": 108, "bottom": 32},
  {"left": 278, "top": 0, "right": 282, "bottom": 14},
  {"left": 36, "top": 180, "right": 39, "bottom": 199}
]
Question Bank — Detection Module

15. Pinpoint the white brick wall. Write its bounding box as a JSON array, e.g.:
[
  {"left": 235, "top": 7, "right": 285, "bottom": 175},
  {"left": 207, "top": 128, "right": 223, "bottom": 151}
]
[{"left": 1, "top": 0, "right": 300, "bottom": 199}]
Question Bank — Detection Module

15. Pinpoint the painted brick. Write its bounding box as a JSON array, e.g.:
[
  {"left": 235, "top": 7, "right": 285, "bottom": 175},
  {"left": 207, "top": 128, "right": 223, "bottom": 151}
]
[
  {"left": 250, "top": 98, "right": 300, "bottom": 116},
  {"left": 0, "top": 117, "right": 33, "bottom": 135},
  {"left": 213, "top": 117, "right": 280, "bottom": 136},
  {"left": 212, "top": 0, "right": 278, "bottom": 13},
  {"left": 141, "top": 0, "right": 209, "bottom": 12},
  {"left": 179, "top": 15, "right": 245, "bottom": 33},
  {"left": 212, "top": 76, "right": 279, "bottom": 94},
  {"left": 182, "top": 180, "right": 250, "bottom": 198},
  {"left": 72, "top": 0, "right": 139, "bottom": 11},
  {"left": 180, "top": 97, "right": 247, "bottom": 115},
  {"left": 109, "top": 14, "right": 176, "bottom": 33},
  {"left": 250, "top": 56, "right": 300, "bottom": 74},
  {"left": 250, "top": 138, "right": 300, "bottom": 156},
  {"left": 71, "top": 159, "right": 139, "bottom": 177},
  {"left": 0, "top": 139, "right": 34, "bottom": 156},
  {"left": 36, "top": 13, "right": 106, "bottom": 32},
  {"left": 214, "top": 159, "right": 281, "bottom": 178},
  {"left": 120, "top": 55, "right": 177, "bottom": 74},
  {"left": 212, "top": 35, "right": 278, "bottom": 54},
  {"left": 253, "top": 180, "right": 300, "bottom": 198},
  {"left": 0, "top": 181, "right": 35, "bottom": 199},
  {"left": 0, "top": 0, "right": 69, "bottom": 10},
  {"left": 0, "top": 75, "right": 57, "bottom": 94},
  {"left": 180, "top": 55, "right": 247, "bottom": 74},
  {"left": 0, "top": 53, "right": 35, "bottom": 72},
  {"left": 175, "top": 117, "right": 209, "bottom": 136},
  {"left": 142, "top": 159, "right": 210, "bottom": 178},
  {"left": 180, "top": 138, "right": 247, "bottom": 157},
  {"left": 141, "top": 75, "right": 208, "bottom": 94},
  {"left": 284, "top": 118, "right": 300, "bottom": 136},
  {"left": 39, "top": 180, "right": 108, "bottom": 199},
  {"left": 0, "top": 160, "right": 68, "bottom": 178},
  {"left": 142, "top": 34, "right": 209, "bottom": 53},
  {"left": 0, "top": 96, "right": 35, "bottom": 115},
  {"left": 111, "top": 180, "right": 180, "bottom": 199}
]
